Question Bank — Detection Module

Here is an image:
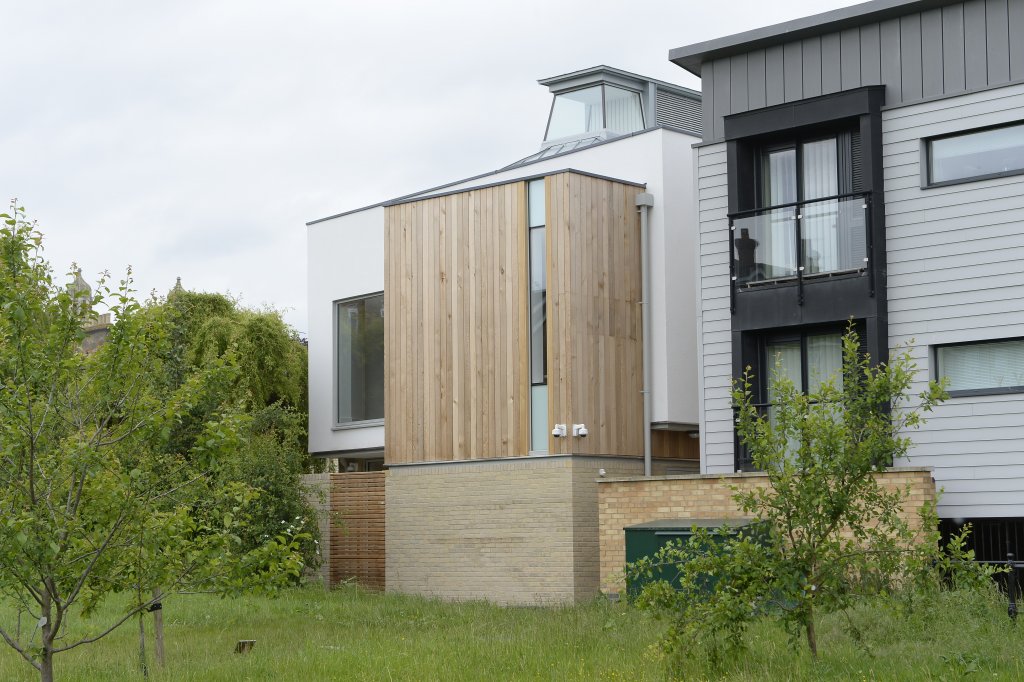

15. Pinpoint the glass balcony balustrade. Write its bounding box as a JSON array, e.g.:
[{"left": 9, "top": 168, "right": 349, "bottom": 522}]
[{"left": 731, "top": 193, "right": 870, "bottom": 288}]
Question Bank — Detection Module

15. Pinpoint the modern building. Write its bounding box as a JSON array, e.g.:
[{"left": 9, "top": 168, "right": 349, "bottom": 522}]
[
  {"left": 673, "top": 0, "right": 1024, "bottom": 559},
  {"left": 306, "top": 67, "right": 704, "bottom": 602}
]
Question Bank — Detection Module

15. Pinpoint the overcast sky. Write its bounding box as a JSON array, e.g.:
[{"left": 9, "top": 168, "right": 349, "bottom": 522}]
[{"left": 0, "top": 0, "right": 861, "bottom": 335}]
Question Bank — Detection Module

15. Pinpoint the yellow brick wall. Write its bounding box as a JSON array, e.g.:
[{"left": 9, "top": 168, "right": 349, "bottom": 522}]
[
  {"left": 385, "top": 456, "right": 645, "bottom": 605},
  {"left": 597, "top": 468, "right": 936, "bottom": 594}
]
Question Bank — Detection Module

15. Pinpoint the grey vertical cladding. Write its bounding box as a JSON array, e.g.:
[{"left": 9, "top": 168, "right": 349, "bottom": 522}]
[
  {"left": 942, "top": 4, "right": 967, "bottom": 93},
  {"left": 696, "top": 143, "right": 734, "bottom": 474},
  {"left": 765, "top": 46, "right": 785, "bottom": 106},
  {"left": 921, "top": 8, "right": 945, "bottom": 97},
  {"left": 986, "top": 0, "right": 1011, "bottom": 84},
  {"left": 1011, "top": 0, "right": 1024, "bottom": 80},
  {"left": 697, "top": 0, "right": 1023, "bottom": 144},
  {"left": 880, "top": 18, "right": 903, "bottom": 101},
  {"left": 840, "top": 28, "right": 862, "bottom": 90},
  {"left": 731, "top": 54, "right": 749, "bottom": 113},
  {"left": 802, "top": 38, "right": 823, "bottom": 97},
  {"left": 748, "top": 50, "right": 767, "bottom": 109},
  {"left": 860, "top": 24, "right": 882, "bottom": 86},
  {"left": 963, "top": 0, "right": 988, "bottom": 88},
  {"left": 784, "top": 42, "right": 803, "bottom": 102},
  {"left": 884, "top": 82, "right": 1024, "bottom": 518},
  {"left": 821, "top": 33, "right": 842, "bottom": 94},
  {"left": 713, "top": 58, "right": 731, "bottom": 141},
  {"left": 900, "top": 15, "right": 924, "bottom": 100}
]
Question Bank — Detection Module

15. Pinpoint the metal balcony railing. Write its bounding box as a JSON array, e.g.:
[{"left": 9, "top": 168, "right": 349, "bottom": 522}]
[{"left": 728, "top": 191, "right": 873, "bottom": 309}]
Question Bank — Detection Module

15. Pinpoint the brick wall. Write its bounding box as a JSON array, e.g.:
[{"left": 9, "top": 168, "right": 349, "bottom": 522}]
[
  {"left": 598, "top": 468, "right": 936, "bottom": 594},
  {"left": 386, "top": 456, "right": 646, "bottom": 605}
]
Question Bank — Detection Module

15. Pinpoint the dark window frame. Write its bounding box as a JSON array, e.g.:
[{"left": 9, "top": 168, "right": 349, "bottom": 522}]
[
  {"left": 923, "top": 119, "right": 1024, "bottom": 188},
  {"left": 933, "top": 336, "right": 1024, "bottom": 398}
]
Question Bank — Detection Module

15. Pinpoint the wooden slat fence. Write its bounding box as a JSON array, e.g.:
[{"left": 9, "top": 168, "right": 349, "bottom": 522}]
[{"left": 329, "top": 472, "right": 385, "bottom": 590}]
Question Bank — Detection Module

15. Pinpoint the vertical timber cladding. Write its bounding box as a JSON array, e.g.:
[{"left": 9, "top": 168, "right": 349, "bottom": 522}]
[
  {"left": 545, "top": 172, "right": 644, "bottom": 457},
  {"left": 384, "top": 183, "right": 531, "bottom": 463}
]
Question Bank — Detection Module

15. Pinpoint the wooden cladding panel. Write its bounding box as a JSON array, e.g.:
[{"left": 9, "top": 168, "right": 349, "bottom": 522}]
[
  {"left": 651, "top": 429, "right": 700, "bottom": 460},
  {"left": 329, "top": 472, "right": 385, "bottom": 591},
  {"left": 384, "top": 184, "right": 530, "bottom": 464},
  {"left": 545, "top": 173, "right": 644, "bottom": 457}
]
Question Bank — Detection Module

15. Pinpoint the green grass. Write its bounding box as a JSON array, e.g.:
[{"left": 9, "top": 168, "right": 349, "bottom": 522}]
[{"left": 0, "top": 585, "right": 1020, "bottom": 681}]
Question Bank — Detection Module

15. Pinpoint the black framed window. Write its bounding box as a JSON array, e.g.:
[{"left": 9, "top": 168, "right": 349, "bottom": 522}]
[
  {"left": 935, "top": 338, "right": 1024, "bottom": 397},
  {"left": 738, "top": 324, "right": 857, "bottom": 471},
  {"left": 335, "top": 293, "right": 385, "bottom": 425},
  {"left": 733, "top": 129, "right": 868, "bottom": 287},
  {"left": 926, "top": 121, "right": 1024, "bottom": 187}
]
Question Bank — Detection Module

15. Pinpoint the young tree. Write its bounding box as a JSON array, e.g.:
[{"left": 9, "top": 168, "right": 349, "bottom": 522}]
[
  {"left": 628, "top": 326, "right": 947, "bottom": 667},
  {"left": 0, "top": 205, "right": 306, "bottom": 681}
]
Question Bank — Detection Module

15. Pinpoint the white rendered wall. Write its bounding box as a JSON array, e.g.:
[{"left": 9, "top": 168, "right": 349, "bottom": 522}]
[
  {"left": 307, "top": 206, "right": 385, "bottom": 455},
  {"left": 883, "top": 84, "right": 1024, "bottom": 519}
]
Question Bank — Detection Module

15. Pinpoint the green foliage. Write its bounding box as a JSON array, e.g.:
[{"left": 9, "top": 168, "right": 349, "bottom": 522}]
[
  {"left": 0, "top": 205, "right": 307, "bottom": 680},
  {"left": 628, "top": 325, "right": 953, "bottom": 671},
  {"left": 142, "top": 286, "right": 321, "bottom": 568}
]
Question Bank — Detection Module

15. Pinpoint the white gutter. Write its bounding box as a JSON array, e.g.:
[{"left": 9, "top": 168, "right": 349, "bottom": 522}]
[{"left": 635, "top": 192, "right": 655, "bottom": 477}]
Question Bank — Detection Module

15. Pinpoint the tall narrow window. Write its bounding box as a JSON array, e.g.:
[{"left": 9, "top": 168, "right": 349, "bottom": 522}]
[
  {"left": 335, "top": 293, "right": 385, "bottom": 425},
  {"left": 528, "top": 178, "right": 548, "bottom": 451}
]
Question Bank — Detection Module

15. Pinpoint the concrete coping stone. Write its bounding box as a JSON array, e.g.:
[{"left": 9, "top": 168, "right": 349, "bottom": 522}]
[{"left": 597, "top": 466, "right": 934, "bottom": 484}]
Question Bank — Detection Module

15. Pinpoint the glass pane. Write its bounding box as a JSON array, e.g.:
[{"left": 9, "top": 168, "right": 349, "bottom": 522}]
[
  {"left": 603, "top": 85, "right": 644, "bottom": 134},
  {"left": 546, "top": 86, "right": 603, "bottom": 140},
  {"left": 807, "top": 333, "right": 843, "bottom": 393},
  {"left": 801, "top": 195, "right": 867, "bottom": 275},
  {"left": 766, "top": 340, "right": 802, "bottom": 401},
  {"left": 763, "top": 149, "right": 797, "bottom": 205},
  {"left": 530, "top": 227, "right": 546, "bottom": 385},
  {"left": 528, "top": 178, "right": 545, "bottom": 228},
  {"left": 938, "top": 340, "right": 1024, "bottom": 391},
  {"left": 801, "top": 138, "right": 838, "bottom": 200},
  {"left": 930, "top": 123, "right": 1024, "bottom": 183},
  {"left": 336, "top": 294, "right": 385, "bottom": 423},
  {"left": 733, "top": 206, "right": 797, "bottom": 284},
  {"left": 531, "top": 385, "right": 549, "bottom": 452}
]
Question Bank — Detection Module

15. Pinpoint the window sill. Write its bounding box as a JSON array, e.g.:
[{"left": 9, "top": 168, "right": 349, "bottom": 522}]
[
  {"left": 946, "top": 387, "right": 1024, "bottom": 398},
  {"left": 332, "top": 419, "right": 385, "bottom": 431},
  {"left": 923, "top": 168, "right": 1024, "bottom": 189}
]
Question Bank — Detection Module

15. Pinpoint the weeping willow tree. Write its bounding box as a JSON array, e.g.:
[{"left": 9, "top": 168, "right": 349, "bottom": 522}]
[{"left": 143, "top": 287, "right": 320, "bottom": 566}]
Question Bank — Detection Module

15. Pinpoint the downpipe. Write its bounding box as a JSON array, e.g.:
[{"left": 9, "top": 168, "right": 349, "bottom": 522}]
[{"left": 636, "top": 193, "right": 655, "bottom": 477}]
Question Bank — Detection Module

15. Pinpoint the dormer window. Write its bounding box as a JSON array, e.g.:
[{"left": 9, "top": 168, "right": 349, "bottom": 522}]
[{"left": 544, "top": 84, "right": 644, "bottom": 142}]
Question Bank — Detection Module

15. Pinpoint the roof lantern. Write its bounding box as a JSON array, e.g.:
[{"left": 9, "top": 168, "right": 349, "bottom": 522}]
[{"left": 537, "top": 66, "right": 700, "bottom": 152}]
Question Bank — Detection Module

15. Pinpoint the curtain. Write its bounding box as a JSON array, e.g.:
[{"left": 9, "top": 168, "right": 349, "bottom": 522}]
[
  {"left": 767, "top": 340, "right": 802, "bottom": 455},
  {"left": 938, "top": 340, "right": 1024, "bottom": 391},
  {"left": 801, "top": 138, "right": 839, "bottom": 274},
  {"left": 807, "top": 333, "right": 844, "bottom": 393},
  {"left": 604, "top": 86, "right": 644, "bottom": 134},
  {"left": 765, "top": 150, "right": 797, "bottom": 278}
]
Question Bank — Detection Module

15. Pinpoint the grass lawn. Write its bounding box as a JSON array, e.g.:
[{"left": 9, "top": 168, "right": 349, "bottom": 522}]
[{"left": 0, "top": 584, "right": 1020, "bottom": 680}]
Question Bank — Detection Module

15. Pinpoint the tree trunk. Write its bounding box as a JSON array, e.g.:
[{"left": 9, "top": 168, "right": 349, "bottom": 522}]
[
  {"left": 39, "top": 653, "right": 54, "bottom": 682},
  {"left": 137, "top": 613, "right": 148, "bottom": 677},
  {"left": 40, "top": 591, "right": 55, "bottom": 682},
  {"left": 806, "top": 606, "right": 818, "bottom": 659},
  {"left": 152, "top": 588, "right": 165, "bottom": 668}
]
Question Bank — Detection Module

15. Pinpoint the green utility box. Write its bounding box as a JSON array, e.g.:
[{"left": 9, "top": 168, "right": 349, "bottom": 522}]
[{"left": 624, "top": 518, "right": 755, "bottom": 598}]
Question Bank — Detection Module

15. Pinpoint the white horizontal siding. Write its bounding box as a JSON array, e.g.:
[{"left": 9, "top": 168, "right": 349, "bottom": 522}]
[
  {"left": 697, "top": 142, "right": 735, "bottom": 474},
  {"left": 884, "top": 82, "right": 1024, "bottom": 519}
]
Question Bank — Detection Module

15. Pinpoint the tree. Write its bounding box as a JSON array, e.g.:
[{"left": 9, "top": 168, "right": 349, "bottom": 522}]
[
  {"left": 0, "top": 205, "right": 306, "bottom": 681},
  {"left": 628, "top": 326, "right": 947, "bottom": 668}
]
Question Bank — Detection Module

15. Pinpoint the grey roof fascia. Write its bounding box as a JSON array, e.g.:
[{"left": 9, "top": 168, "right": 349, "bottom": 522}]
[
  {"left": 538, "top": 64, "right": 700, "bottom": 100},
  {"left": 305, "top": 125, "right": 697, "bottom": 226},
  {"left": 669, "top": 0, "right": 958, "bottom": 76}
]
